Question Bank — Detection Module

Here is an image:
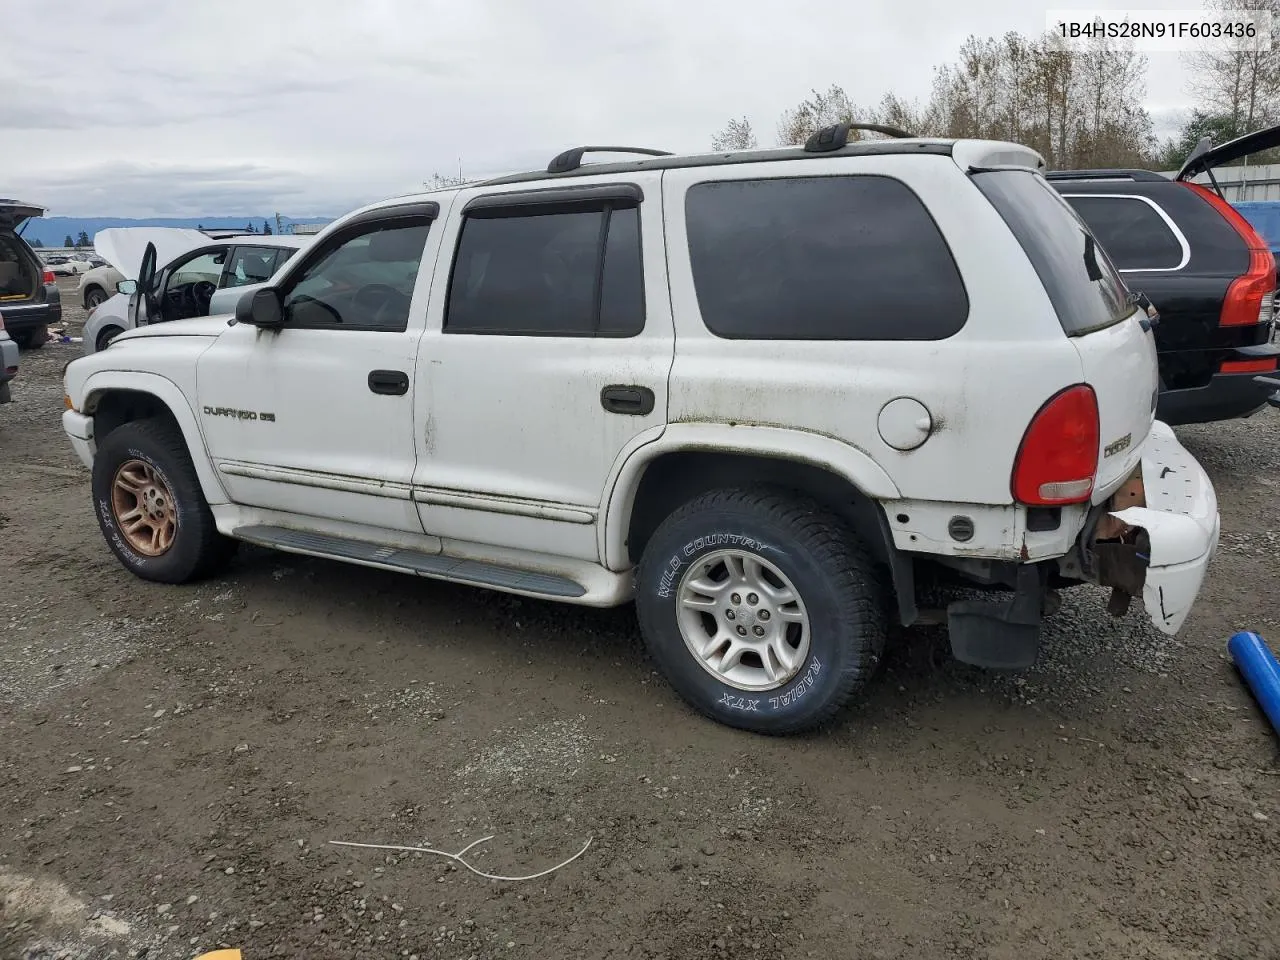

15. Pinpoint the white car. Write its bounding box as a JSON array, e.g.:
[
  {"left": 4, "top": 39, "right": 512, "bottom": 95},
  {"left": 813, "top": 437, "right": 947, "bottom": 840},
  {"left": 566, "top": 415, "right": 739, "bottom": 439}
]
[
  {"left": 82, "top": 229, "right": 312, "bottom": 353},
  {"left": 78, "top": 262, "right": 124, "bottom": 310},
  {"left": 44, "top": 255, "right": 90, "bottom": 276},
  {"left": 61, "top": 130, "right": 1221, "bottom": 734}
]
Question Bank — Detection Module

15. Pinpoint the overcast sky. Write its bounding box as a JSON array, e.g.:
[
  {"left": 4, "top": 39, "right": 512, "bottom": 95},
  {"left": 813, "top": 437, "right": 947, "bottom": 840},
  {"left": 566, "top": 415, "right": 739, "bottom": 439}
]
[{"left": 2, "top": 0, "right": 1201, "bottom": 219}]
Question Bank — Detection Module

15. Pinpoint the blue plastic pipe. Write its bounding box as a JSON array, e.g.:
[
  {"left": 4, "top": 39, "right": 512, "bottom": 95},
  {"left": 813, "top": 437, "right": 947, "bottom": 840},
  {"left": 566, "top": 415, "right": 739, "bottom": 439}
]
[{"left": 1227, "top": 631, "right": 1280, "bottom": 737}]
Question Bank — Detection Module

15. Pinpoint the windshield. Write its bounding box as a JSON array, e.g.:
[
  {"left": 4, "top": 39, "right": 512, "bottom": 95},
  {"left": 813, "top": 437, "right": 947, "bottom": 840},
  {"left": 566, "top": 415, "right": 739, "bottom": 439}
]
[{"left": 972, "top": 169, "right": 1132, "bottom": 336}]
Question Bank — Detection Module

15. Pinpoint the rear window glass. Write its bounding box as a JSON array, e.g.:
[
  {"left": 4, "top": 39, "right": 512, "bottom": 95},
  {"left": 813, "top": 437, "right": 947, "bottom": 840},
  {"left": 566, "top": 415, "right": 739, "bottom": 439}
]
[
  {"left": 973, "top": 170, "right": 1131, "bottom": 336},
  {"left": 684, "top": 175, "right": 969, "bottom": 340},
  {"left": 1062, "top": 195, "right": 1185, "bottom": 270}
]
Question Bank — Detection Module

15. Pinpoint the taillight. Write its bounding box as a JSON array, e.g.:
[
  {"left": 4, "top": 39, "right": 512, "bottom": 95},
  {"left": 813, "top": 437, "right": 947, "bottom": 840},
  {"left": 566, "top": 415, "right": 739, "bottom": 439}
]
[
  {"left": 1011, "top": 384, "right": 1100, "bottom": 506},
  {"left": 1183, "top": 181, "right": 1277, "bottom": 327},
  {"left": 1220, "top": 357, "right": 1278, "bottom": 374},
  {"left": 42, "top": 269, "right": 56, "bottom": 284}
]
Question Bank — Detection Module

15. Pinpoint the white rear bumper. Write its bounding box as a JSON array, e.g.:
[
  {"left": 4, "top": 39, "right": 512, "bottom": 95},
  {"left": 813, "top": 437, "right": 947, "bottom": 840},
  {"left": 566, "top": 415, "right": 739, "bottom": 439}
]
[{"left": 1108, "top": 421, "right": 1219, "bottom": 635}]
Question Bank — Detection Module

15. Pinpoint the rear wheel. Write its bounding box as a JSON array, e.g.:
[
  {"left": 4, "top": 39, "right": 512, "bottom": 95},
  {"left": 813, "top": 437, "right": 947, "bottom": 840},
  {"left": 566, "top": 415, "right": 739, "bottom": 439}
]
[
  {"left": 13, "top": 326, "right": 46, "bottom": 350},
  {"left": 85, "top": 286, "right": 108, "bottom": 310},
  {"left": 91, "top": 418, "right": 236, "bottom": 583},
  {"left": 635, "top": 488, "right": 888, "bottom": 734}
]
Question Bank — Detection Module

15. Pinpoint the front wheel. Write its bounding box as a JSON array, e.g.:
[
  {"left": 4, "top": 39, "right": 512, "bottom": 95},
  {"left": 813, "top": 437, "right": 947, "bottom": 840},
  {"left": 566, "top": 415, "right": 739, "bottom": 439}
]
[
  {"left": 95, "top": 326, "right": 124, "bottom": 352},
  {"left": 635, "top": 488, "right": 888, "bottom": 735},
  {"left": 91, "top": 418, "right": 236, "bottom": 583}
]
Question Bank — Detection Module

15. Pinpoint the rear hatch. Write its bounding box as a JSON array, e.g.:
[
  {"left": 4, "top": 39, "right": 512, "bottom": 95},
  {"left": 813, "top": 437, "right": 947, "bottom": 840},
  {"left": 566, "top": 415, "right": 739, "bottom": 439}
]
[
  {"left": 972, "top": 168, "right": 1155, "bottom": 500},
  {"left": 0, "top": 199, "right": 45, "bottom": 231}
]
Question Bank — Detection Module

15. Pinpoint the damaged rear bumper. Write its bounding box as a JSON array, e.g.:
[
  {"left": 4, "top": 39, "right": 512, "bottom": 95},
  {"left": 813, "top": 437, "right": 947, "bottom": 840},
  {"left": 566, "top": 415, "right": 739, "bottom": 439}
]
[{"left": 1090, "top": 420, "right": 1220, "bottom": 635}]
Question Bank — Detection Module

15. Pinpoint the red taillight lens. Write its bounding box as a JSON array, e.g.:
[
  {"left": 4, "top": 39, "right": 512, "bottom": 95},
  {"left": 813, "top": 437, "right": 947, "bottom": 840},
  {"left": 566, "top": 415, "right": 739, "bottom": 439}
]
[
  {"left": 42, "top": 269, "right": 56, "bottom": 284},
  {"left": 1011, "top": 384, "right": 1100, "bottom": 506},
  {"left": 1183, "top": 181, "right": 1277, "bottom": 327},
  {"left": 1220, "top": 357, "right": 1278, "bottom": 374}
]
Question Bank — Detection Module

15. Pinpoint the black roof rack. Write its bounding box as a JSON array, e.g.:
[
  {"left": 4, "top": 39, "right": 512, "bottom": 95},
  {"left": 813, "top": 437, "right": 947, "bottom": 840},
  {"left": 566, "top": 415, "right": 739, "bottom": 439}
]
[
  {"left": 547, "top": 146, "right": 673, "bottom": 174},
  {"left": 803, "top": 122, "right": 916, "bottom": 153},
  {"left": 1043, "top": 169, "right": 1169, "bottom": 182},
  {"left": 472, "top": 140, "right": 954, "bottom": 190}
]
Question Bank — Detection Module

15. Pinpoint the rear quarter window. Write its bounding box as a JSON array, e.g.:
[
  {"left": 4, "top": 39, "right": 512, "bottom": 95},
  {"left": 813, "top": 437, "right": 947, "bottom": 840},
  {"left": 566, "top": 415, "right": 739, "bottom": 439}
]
[
  {"left": 684, "top": 174, "right": 969, "bottom": 340},
  {"left": 973, "top": 170, "right": 1131, "bottom": 336},
  {"left": 1060, "top": 195, "right": 1186, "bottom": 270}
]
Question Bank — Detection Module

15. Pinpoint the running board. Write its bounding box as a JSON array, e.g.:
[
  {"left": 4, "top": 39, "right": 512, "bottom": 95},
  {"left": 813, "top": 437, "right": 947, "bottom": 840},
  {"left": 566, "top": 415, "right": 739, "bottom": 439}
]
[{"left": 232, "top": 525, "right": 588, "bottom": 598}]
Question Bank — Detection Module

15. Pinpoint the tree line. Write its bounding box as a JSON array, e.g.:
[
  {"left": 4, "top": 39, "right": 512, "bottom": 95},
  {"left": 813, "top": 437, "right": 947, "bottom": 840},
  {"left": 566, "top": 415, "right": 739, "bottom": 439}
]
[{"left": 711, "top": 0, "right": 1280, "bottom": 170}]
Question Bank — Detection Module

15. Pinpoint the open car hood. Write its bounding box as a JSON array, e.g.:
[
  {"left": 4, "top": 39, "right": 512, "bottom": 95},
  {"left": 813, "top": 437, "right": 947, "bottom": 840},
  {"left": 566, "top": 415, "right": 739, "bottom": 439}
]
[
  {"left": 0, "top": 199, "right": 46, "bottom": 230},
  {"left": 94, "top": 227, "right": 213, "bottom": 281},
  {"left": 1176, "top": 122, "right": 1280, "bottom": 181}
]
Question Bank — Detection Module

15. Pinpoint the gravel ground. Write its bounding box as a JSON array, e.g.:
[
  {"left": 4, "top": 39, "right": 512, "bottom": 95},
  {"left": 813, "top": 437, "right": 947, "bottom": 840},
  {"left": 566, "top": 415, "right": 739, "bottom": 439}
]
[{"left": 0, "top": 279, "right": 1278, "bottom": 959}]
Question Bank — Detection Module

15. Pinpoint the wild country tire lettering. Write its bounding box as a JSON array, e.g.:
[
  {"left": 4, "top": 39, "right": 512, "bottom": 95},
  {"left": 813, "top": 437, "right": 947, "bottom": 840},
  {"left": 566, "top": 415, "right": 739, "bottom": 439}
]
[{"left": 656, "top": 533, "right": 762, "bottom": 598}]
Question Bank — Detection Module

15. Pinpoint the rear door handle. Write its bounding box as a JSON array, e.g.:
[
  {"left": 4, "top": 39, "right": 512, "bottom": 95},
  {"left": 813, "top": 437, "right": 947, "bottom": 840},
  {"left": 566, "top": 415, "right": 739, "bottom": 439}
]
[
  {"left": 368, "top": 370, "right": 409, "bottom": 396},
  {"left": 600, "top": 384, "right": 655, "bottom": 416}
]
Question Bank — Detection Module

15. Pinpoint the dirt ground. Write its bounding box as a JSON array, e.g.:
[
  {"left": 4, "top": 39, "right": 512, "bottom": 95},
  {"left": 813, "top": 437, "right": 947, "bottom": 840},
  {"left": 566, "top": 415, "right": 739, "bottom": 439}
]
[{"left": 1, "top": 280, "right": 1278, "bottom": 960}]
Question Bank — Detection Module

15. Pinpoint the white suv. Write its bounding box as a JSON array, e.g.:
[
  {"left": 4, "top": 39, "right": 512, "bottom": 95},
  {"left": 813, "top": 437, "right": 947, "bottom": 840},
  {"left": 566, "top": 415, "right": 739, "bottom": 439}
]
[{"left": 61, "top": 127, "right": 1221, "bottom": 734}]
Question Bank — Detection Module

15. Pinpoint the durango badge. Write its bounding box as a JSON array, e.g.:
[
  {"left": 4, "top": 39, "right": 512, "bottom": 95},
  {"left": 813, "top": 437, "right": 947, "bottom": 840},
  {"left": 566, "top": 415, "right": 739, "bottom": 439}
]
[
  {"left": 203, "top": 406, "right": 275, "bottom": 423},
  {"left": 1103, "top": 432, "right": 1133, "bottom": 458}
]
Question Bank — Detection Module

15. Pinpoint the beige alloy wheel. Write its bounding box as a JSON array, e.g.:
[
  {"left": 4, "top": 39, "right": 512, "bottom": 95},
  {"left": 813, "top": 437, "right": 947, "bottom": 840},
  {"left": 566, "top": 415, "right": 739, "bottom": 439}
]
[{"left": 110, "top": 459, "right": 177, "bottom": 556}]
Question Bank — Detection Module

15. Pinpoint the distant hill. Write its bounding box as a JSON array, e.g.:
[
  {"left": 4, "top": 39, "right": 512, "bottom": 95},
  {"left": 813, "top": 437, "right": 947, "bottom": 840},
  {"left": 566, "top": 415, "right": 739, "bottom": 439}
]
[{"left": 18, "top": 215, "right": 335, "bottom": 247}]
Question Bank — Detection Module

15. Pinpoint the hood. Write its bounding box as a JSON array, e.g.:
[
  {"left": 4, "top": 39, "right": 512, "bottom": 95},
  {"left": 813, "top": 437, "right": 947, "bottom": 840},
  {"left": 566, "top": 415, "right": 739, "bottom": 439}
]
[
  {"left": 0, "top": 199, "right": 46, "bottom": 230},
  {"left": 94, "top": 227, "right": 213, "bottom": 281},
  {"left": 1176, "top": 122, "right": 1280, "bottom": 181},
  {"left": 113, "top": 315, "right": 231, "bottom": 344}
]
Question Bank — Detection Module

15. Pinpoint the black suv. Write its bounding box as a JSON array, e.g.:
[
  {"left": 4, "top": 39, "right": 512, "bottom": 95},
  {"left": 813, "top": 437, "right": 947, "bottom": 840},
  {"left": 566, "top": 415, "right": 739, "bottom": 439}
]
[
  {"left": 1048, "top": 125, "right": 1280, "bottom": 425},
  {"left": 0, "top": 199, "right": 62, "bottom": 350}
]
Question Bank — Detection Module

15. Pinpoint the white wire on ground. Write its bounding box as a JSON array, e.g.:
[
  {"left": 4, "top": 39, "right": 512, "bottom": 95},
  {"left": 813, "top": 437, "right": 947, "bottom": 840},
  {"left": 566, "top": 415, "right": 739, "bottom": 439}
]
[{"left": 328, "top": 835, "right": 593, "bottom": 882}]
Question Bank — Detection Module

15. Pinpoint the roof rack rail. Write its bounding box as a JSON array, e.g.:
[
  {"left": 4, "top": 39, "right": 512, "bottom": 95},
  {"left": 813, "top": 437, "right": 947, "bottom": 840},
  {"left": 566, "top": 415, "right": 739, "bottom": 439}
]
[
  {"left": 547, "top": 146, "right": 673, "bottom": 174},
  {"left": 803, "top": 122, "right": 916, "bottom": 153},
  {"left": 1043, "top": 169, "right": 1168, "bottom": 182}
]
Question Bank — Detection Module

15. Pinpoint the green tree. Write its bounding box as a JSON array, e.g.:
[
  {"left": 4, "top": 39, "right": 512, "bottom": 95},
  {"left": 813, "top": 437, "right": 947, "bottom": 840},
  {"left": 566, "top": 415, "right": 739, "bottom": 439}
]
[
  {"left": 64, "top": 234, "right": 74, "bottom": 247},
  {"left": 30, "top": 238, "right": 43, "bottom": 248},
  {"left": 76, "top": 230, "right": 90, "bottom": 248},
  {"left": 262, "top": 219, "right": 272, "bottom": 235}
]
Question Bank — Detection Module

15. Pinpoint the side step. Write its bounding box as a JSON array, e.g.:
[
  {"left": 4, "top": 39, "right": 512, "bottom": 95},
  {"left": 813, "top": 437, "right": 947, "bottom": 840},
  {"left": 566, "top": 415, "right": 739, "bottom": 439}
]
[{"left": 232, "top": 525, "right": 587, "bottom": 599}]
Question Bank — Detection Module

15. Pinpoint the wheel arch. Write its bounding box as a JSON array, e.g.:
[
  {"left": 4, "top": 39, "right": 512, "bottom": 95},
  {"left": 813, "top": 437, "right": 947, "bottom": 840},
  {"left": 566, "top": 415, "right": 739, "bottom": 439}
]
[{"left": 82, "top": 372, "right": 229, "bottom": 505}]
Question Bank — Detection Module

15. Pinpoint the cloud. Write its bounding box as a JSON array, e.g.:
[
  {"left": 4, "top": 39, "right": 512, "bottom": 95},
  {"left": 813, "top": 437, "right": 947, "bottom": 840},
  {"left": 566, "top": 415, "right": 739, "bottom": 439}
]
[{"left": 4, "top": 0, "right": 1201, "bottom": 217}]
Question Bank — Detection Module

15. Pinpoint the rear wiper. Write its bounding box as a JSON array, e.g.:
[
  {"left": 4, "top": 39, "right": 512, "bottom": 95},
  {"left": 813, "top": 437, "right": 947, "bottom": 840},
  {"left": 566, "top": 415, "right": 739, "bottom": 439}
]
[{"left": 1127, "top": 290, "right": 1160, "bottom": 330}]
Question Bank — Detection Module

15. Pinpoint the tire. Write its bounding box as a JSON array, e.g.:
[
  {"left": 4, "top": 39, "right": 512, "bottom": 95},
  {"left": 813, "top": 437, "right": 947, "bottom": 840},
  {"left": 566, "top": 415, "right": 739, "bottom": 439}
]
[
  {"left": 91, "top": 418, "right": 237, "bottom": 583},
  {"left": 95, "top": 326, "right": 123, "bottom": 352},
  {"left": 635, "top": 487, "right": 888, "bottom": 735},
  {"left": 85, "top": 287, "right": 108, "bottom": 310},
  {"left": 13, "top": 326, "right": 46, "bottom": 350}
]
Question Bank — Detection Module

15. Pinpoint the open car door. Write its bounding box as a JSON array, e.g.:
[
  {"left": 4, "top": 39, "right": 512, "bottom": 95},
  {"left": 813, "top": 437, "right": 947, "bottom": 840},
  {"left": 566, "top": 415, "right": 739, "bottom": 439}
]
[{"left": 124, "top": 242, "right": 158, "bottom": 329}]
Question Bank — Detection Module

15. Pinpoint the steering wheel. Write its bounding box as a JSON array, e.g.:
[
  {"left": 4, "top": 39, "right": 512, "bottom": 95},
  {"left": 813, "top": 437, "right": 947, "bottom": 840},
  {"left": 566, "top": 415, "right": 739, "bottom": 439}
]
[
  {"left": 189, "top": 280, "right": 217, "bottom": 313},
  {"left": 287, "top": 293, "right": 344, "bottom": 324},
  {"left": 352, "top": 283, "right": 410, "bottom": 325}
]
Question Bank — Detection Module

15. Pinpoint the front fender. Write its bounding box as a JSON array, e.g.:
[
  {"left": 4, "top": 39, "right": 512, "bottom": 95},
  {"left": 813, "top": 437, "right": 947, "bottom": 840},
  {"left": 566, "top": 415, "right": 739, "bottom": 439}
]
[
  {"left": 79, "top": 370, "right": 229, "bottom": 505},
  {"left": 599, "top": 422, "right": 901, "bottom": 570}
]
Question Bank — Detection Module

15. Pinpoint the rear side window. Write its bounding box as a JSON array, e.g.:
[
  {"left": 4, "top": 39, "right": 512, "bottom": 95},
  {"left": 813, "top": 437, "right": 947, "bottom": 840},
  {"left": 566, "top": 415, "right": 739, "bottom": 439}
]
[
  {"left": 684, "top": 175, "right": 968, "bottom": 340},
  {"left": 973, "top": 171, "right": 1131, "bottom": 336},
  {"left": 445, "top": 203, "right": 644, "bottom": 337},
  {"left": 1062, "top": 195, "right": 1186, "bottom": 271}
]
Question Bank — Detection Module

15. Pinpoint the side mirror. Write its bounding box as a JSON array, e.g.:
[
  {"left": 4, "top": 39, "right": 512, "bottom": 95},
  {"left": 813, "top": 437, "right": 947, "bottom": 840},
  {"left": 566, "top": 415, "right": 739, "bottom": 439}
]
[
  {"left": 116, "top": 279, "right": 137, "bottom": 295},
  {"left": 235, "top": 287, "right": 284, "bottom": 328}
]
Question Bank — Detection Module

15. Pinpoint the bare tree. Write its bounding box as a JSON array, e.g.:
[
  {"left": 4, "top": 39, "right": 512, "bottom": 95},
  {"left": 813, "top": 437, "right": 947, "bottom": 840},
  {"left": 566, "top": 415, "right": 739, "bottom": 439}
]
[
  {"left": 424, "top": 170, "right": 467, "bottom": 190},
  {"left": 1187, "top": 0, "right": 1280, "bottom": 133},
  {"left": 775, "top": 85, "right": 866, "bottom": 145},
  {"left": 710, "top": 116, "right": 759, "bottom": 151}
]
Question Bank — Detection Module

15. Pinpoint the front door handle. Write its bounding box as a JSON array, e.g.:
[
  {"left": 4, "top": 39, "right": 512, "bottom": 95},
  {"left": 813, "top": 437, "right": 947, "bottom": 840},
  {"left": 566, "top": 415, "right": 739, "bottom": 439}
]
[
  {"left": 368, "top": 370, "right": 409, "bottom": 396},
  {"left": 600, "top": 384, "right": 655, "bottom": 416}
]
